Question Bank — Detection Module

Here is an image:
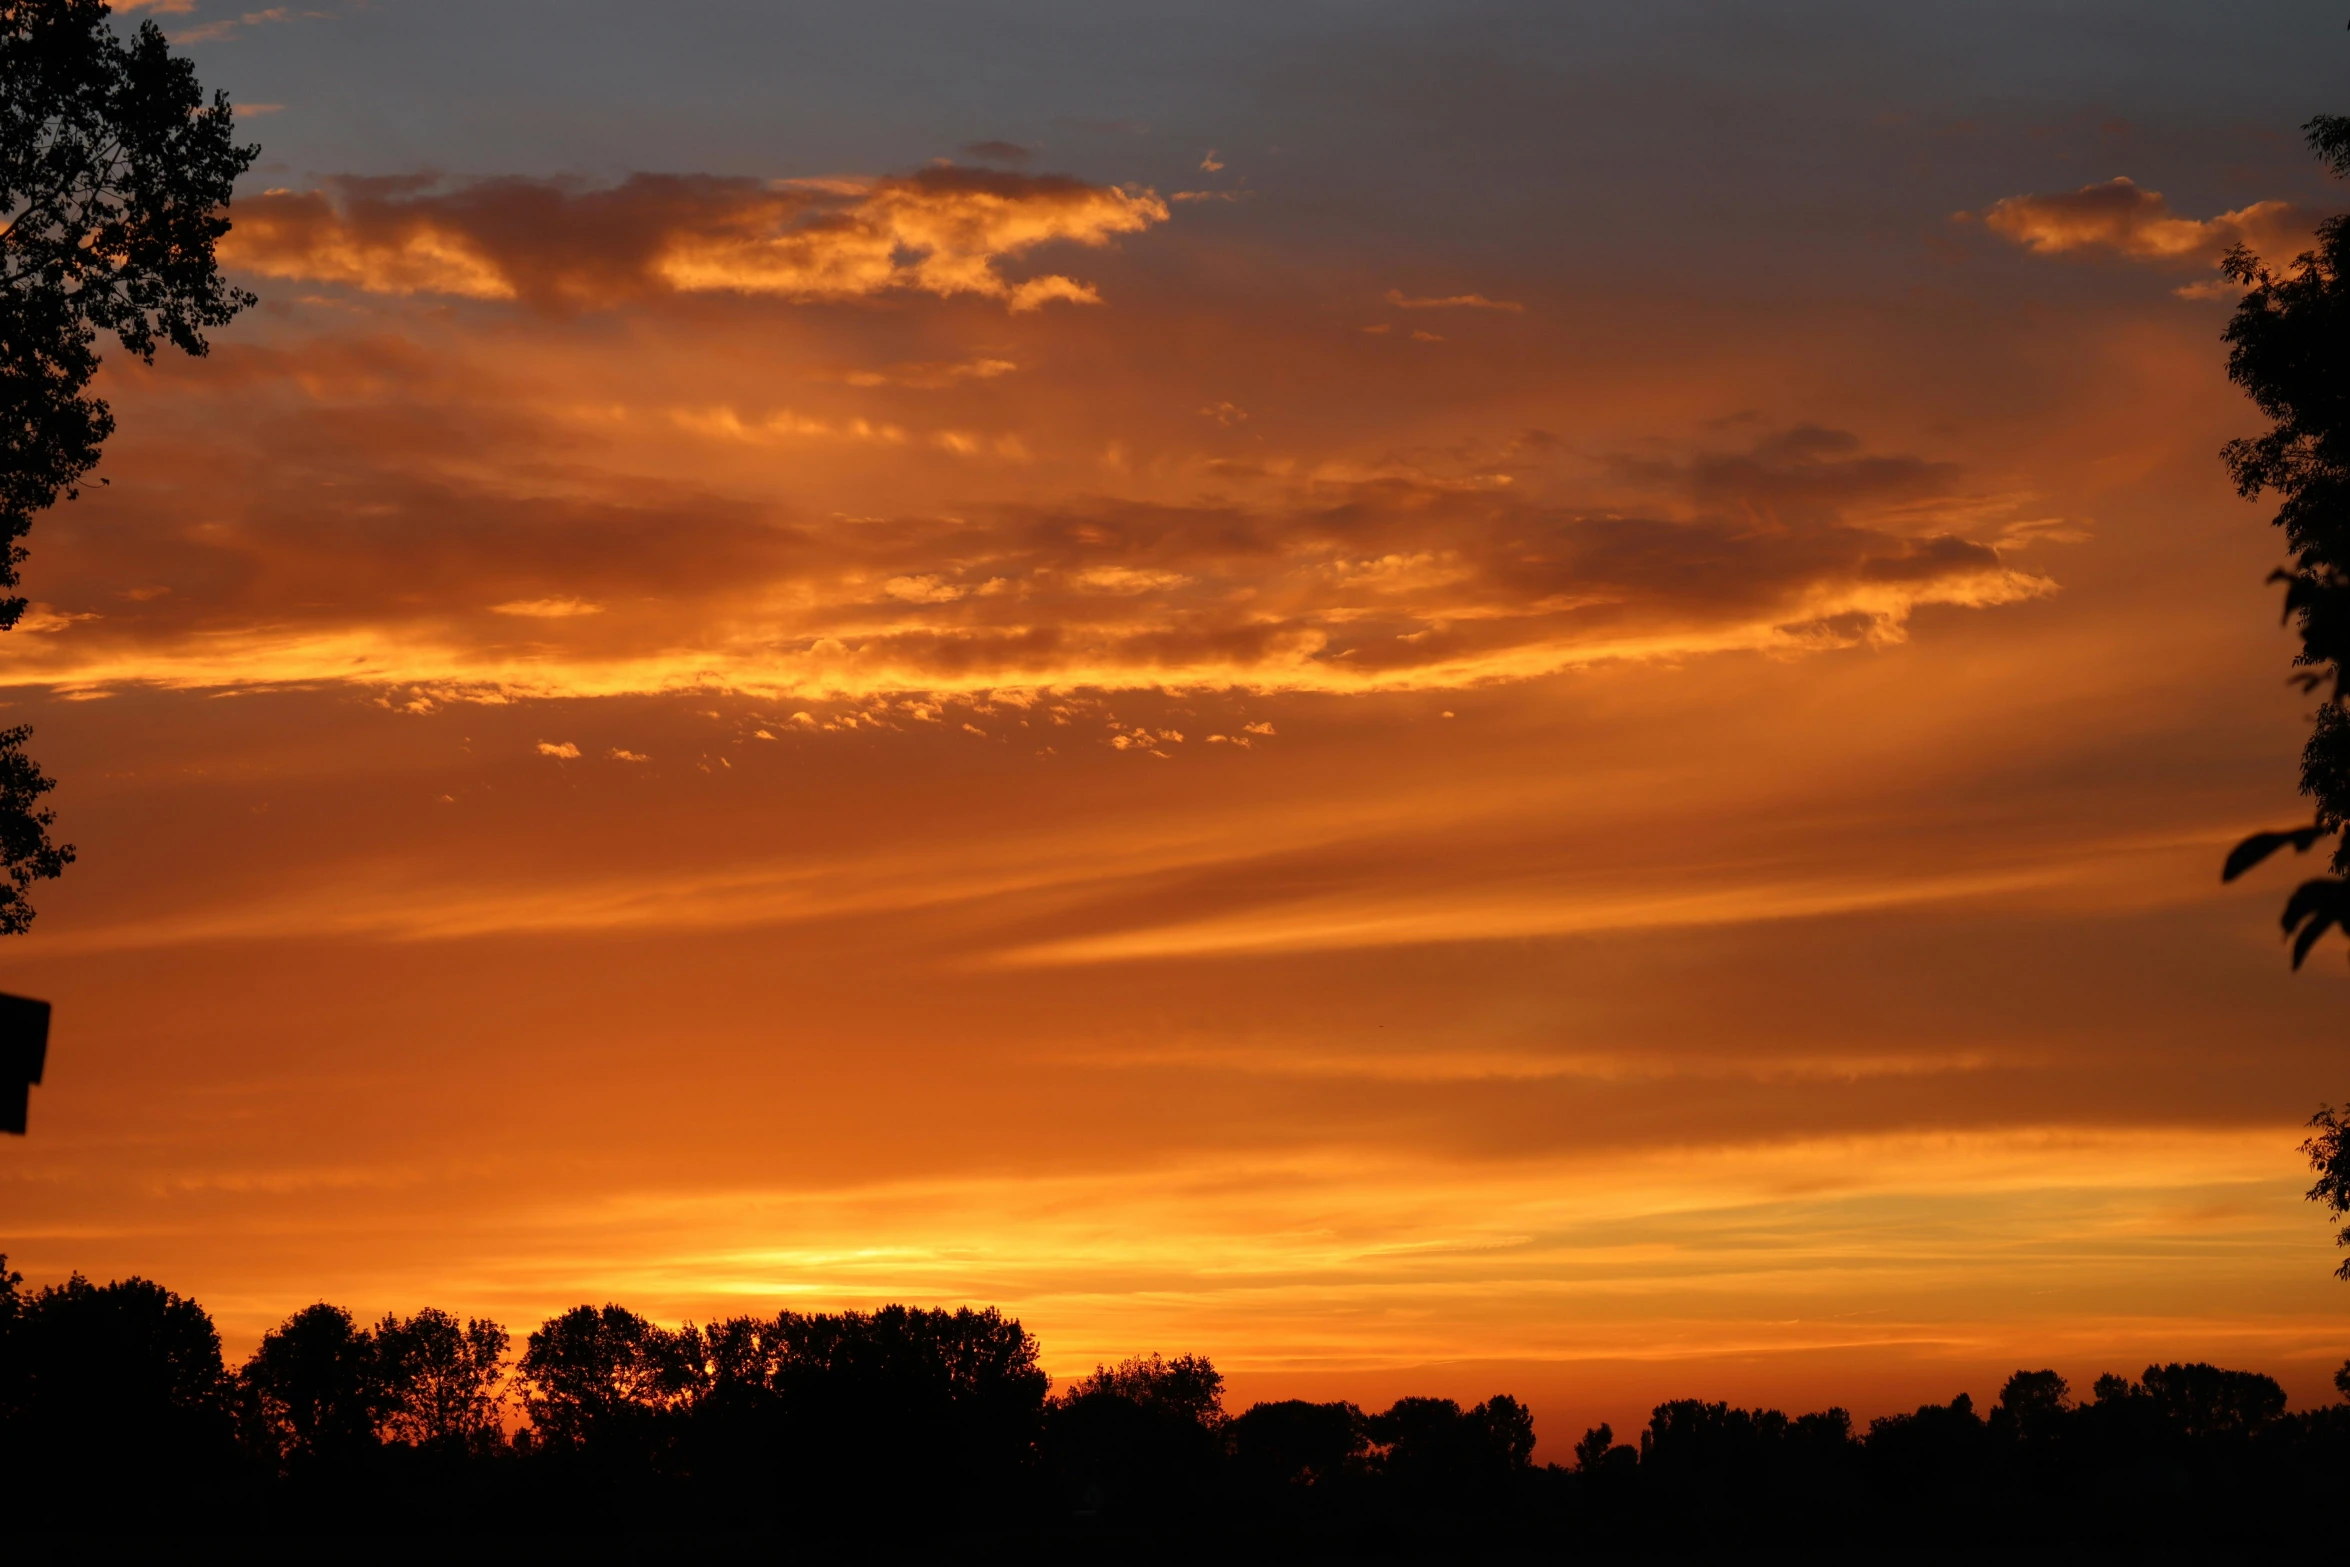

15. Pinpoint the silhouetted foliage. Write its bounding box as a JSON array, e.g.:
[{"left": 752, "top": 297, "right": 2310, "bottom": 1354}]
[
  {"left": 2100, "top": 1360, "right": 2287, "bottom": 1439},
  {"left": 720, "top": 1303, "right": 1050, "bottom": 1532},
  {"left": 1990, "top": 1367, "right": 2068, "bottom": 1438},
  {"left": 9, "top": 1263, "right": 2350, "bottom": 1544},
  {"left": 1045, "top": 1351, "right": 1228, "bottom": 1526},
  {"left": 0, "top": 0, "right": 259, "bottom": 930},
  {"left": 0, "top": 1259, "right": 241, "bottom": 1525},
  {"left": 1572, "top": 1417, "right": 1638, "bottom": 1476},
  {"left": 2304, "top": 1103, "right": 2350, "bottom": 1280},
  {"left": 517, "top": 1302, "right": 702, "bottom": 1450},
  {"left": 1635, "top": 1397, "right": 1859, "bottom": 1539},
  {"left": 372, "top": 1306, "right": 508, "bottom": 1452},
  {"left": 1367, "top": 1393, "right": 1535, "bottom": 1506},
  {"left": 241, "top": 1301, "right": 380, "bottom": 1470},
  {"left": 1228, "top": 1396, "right": 1366, "bottom": 1492},
  {"left": 2217, "top": 113, "right": 2350, "bottom": 1283},
  {"left": 2223, "top": 113, "right": 2350, "bottom": 963}
]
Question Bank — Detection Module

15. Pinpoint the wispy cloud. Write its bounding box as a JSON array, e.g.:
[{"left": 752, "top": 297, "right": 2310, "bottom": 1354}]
[
  {"left": 492, "top": 597, "right": 605, "bottom": 619},
  {"left": 960, "top": 140, "right": 1033, "bottom": 165},
  {"left": 1384, "top": 289, "right": 1524, "bottom": 312},
  {"left": 165, "top": 5, "right": 321, "bottom": 46}
]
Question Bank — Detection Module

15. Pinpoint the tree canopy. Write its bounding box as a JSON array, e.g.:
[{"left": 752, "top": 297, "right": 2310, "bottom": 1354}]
[{"left": 0, "top": 0, "right": 258, "bottom": 932}]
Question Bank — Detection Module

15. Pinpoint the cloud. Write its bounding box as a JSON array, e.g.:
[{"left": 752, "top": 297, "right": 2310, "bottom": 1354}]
[
  {"left": 1976, "top": 177, "right": 2315, "bottom": 273},
  {"left": 536, "top": 741, "right": 581, "bottom": 758},
  {"left": 1072, "top": 565, "right": 1193, "bottom": 594},
  {"left": 222, "top": 168, "right": 1170, "bottom": 312},
  {"left": 1384, "top": 289, "right": 1524, "bottom": 312},
  {"left": 836, "top": 357, "right": 1018, "bottom": 389},
  {"left": 167, "top": 5, "right": 313, "bottom": 45},
  {"left": 884, "top": 575, "right": 965, "bottom": 604},
  {"left": 493, "top": 597, "right": 605, "bottom": 618},
  {"left": 960, "top": 140, "right": 1033, "bottom": 164},
  {"left": 0, "top": 360, "right": 2055, "bottom": 700}
]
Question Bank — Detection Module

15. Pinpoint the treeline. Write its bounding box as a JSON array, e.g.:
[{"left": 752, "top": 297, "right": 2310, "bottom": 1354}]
[{"left": 3, "top": 1260, "right": 2348, "bottom": 1547}]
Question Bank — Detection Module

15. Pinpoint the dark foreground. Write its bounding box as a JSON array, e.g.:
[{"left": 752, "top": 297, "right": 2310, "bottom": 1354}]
[{"left": 3, "top": 1258, "right": 2346, "bottom": 1552}]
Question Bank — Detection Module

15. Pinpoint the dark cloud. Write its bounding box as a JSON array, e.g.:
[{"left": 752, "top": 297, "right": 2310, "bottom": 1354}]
[{"left": 1618, "top": 424, "right": 1961, "bottom": 522}]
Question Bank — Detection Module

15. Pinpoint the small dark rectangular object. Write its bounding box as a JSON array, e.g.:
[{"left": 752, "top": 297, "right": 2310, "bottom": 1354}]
[{"left": 0, "top": 993, "right": 52, "bottom": 1135}]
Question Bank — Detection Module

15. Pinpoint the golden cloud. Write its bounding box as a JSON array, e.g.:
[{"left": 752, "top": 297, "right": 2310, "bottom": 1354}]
[
  {"left": 1977, "top": 177, "right": 2315, "bottom": 273},
  {"left": 1, "top": 359, "right": 2055, "bottom": 701},
  {"left": 220, "top": 168, "right": 1169, "bottom": 311}
]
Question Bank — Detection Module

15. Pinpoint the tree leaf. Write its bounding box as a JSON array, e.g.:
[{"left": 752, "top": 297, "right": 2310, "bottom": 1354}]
[
  {"left": 2284, "top": 878, "right": 2350, "bottom": 968},
  {"left": 2222, "top": 824, "right": 2331, "bottom": 882}
]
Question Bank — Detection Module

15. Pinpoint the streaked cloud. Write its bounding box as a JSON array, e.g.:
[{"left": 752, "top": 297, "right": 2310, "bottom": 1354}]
[
  {"left": 169, "top": 7, "right": 309, "bottom": 46},
  {"left": 492, "top": 597, "right": 605, "bottom": 618},
  {"left": 836, "top": 357, "right": 1018, "bottom": 389},
  {"left": 1385, "top": 288, "right": 1524, "bottom": 312}
]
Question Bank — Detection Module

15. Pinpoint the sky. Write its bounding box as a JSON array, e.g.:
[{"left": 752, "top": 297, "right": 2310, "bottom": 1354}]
[{"left": 3, "top": 0, "right": 2350, "bottom": 1454}]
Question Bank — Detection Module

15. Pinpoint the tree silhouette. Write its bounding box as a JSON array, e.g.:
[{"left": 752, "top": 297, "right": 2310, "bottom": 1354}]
[
  {"left": 0, "top": 1266, "right": 240, "bottom": 1524},
  {"left": 2127, "top": 1361, "right": 2287, "bottom": 1438},
  {"left": 2214, "top": 114, "right": 2350, "bottom": 1280},
  {"left": 763, "top": 1303, "right": 1049, "bottom": 1525},
  {"left": 241, "top": 1302, "right": 382, "bottom": 1470},
  {"left": 517, "top": 1303, "right": 704, "bottom": 1451},
  {"left": 2220, "top": 115, "right": 2350, "bottom": 959},
  {"left": 1988, "top": 1368, "right": 2070, "bottom": 1443},
  {"left": 2302, "top": 1103, "right": 2350, "bottom": 1278},
  {"left": 372, "top": 1307, "right": 508, "bottom": 1452},
  {"left": 0, "top": 0, "right": 259, "bottom": 930},
  {"left": 1367, "top": 1394, "right": 1536, "bottom": 1506},
  {"left": 1229, "top": 1398, "right": 1366, "bottom": 1491},
  {"left": 1045, "top": 1352, "right": 1228, "bottom": 1523}
]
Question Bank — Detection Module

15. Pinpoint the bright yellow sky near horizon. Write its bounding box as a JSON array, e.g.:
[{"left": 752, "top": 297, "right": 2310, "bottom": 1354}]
[{"left": 5, "top": 0, "right": 2350, "bottom": 1458}]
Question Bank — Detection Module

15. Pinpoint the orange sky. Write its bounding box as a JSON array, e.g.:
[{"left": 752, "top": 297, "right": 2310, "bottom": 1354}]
[{"left": 6, "top": 0, "right": 2350, "bottom": 1457}]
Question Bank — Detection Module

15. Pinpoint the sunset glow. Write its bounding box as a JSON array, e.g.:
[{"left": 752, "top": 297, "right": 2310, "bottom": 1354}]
[{"left": 6, "top": 1, "right": 2350, "bottom": 1460}]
